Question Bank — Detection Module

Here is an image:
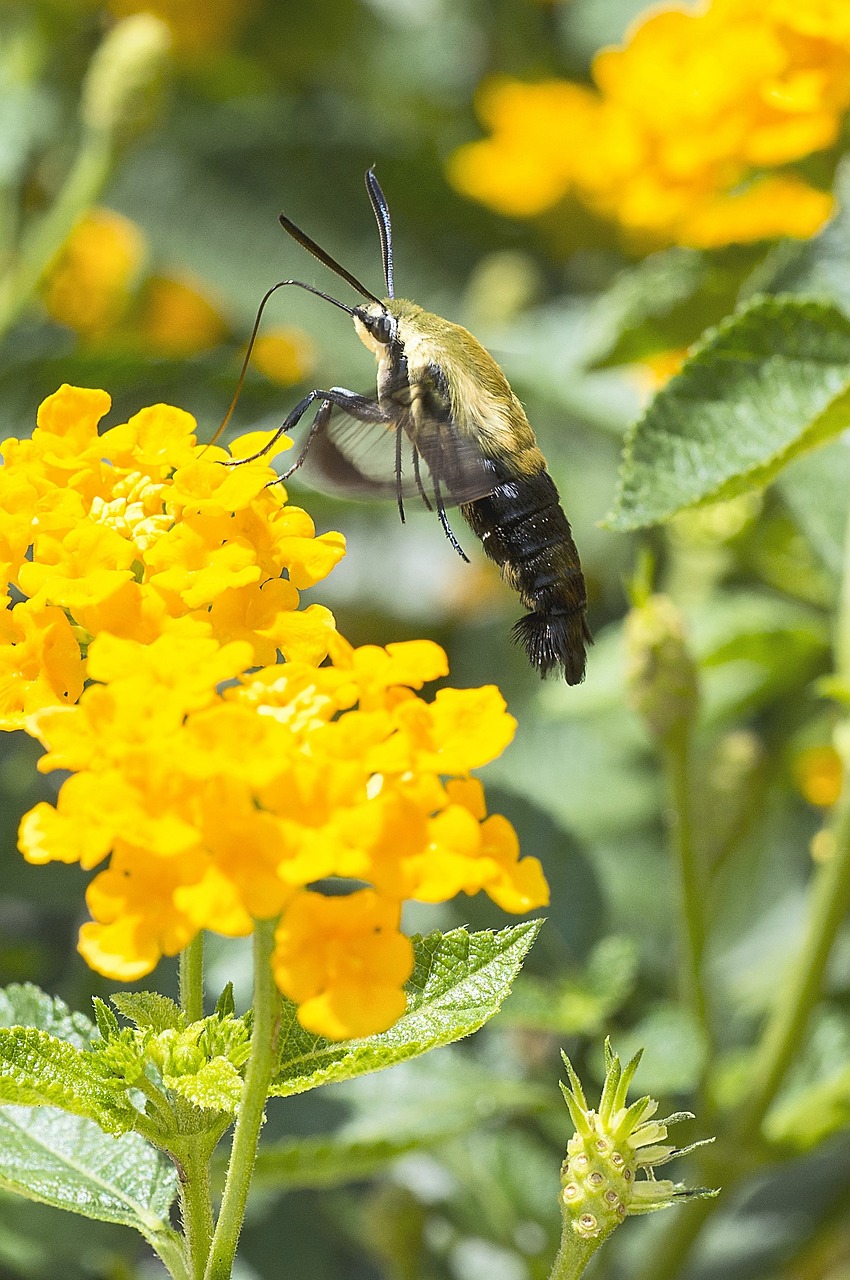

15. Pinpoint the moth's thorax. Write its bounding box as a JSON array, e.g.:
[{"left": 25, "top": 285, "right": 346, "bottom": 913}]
[{"left": 354, "top": 297, "right": 546, "bottom": 475}]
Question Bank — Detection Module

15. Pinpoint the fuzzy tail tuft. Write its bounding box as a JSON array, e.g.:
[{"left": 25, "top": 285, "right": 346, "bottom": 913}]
[{"left": 512, "top": 608, "right": 591, "bottom": 685}]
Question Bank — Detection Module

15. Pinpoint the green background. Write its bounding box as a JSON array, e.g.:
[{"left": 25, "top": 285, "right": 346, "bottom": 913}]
[{"left": 1, "top": 1, "right": 850, "bottom": 1277}]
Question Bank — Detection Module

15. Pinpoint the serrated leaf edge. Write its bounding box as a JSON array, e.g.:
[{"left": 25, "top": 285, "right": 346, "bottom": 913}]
[{"left": 605, "top": 292, "right": 850, "bottom": 531}]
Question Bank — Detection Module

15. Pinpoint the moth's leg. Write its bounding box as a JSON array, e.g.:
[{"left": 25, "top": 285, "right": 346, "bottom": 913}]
[
  {"left": 433, "top": 471, "right": 469, "bottom": 563},
  {"left": 227, "top": 387, "right": 388, "bottom": 467},
  {"left": 412, "top": 445, "right": 433, "bottom": 512},
  {"left": 395, "top": 424, "right": 405, "bottom": 524},
  {"left": 274, "top": 399, "right": 332, "bottom": 483}
]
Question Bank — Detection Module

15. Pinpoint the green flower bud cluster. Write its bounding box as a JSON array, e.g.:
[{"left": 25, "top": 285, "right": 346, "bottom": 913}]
[
  {"left": 89, "top": 994, "right": 252, "bottom": 1122},
  {"left": 559, "top": 1042, "right": 715, "bottom": 1245},
  {"left": 148, "top": 1016, "right": 251, "bottom": 1083},
  {"left": 625, "top": 594, "right": 699, "bottom": 744},
  {"left": 81, "top": 14, "right": 172, "bottom": 146}
]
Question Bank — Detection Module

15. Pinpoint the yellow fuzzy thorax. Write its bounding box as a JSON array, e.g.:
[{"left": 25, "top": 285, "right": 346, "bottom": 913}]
[{"left": 354, "top": 298, "right": 545, "bottom": 474}]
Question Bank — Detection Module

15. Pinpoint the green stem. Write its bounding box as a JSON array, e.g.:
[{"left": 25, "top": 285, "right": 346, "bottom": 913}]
[
  {"left": 642, "top": 506, "right": 850, "bottom": 1280},
  {"left": 151, "top": 1229, "right": 193, "bottom": 1280},
  {"left": 548, "top": 1225, "right": 603, "bottom": 1280},
  {"left": 178, "top": 1142, "right": 217, "bottom": 1280},
  {"left": 735, "top": 781, "right": 850, "bottom": 1140},
  {"left": 734, "top": 503, "right": 850, "bottom": 1139},
  {"left": 174, "top": 935, "right": 211, "bottom": 1275},
  {"left": 635, "top": 820, "right": 850, "bottom": 1280},
  {"left": 661, "top": 727, "right": 711, "bottom": 1059},
  {"left": 180, "top": 933, "right": 205, "bottom": 1024},
  {"left": 0, "top": 125, "right": 113, "bottom": 339},
  {"left": 203, "top": 919, "right": 280, "bottom": 1280}
]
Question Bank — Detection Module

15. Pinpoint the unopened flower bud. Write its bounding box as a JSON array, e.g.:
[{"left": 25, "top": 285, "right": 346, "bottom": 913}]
[
  {"left": 625, "top": 594, "right": 698, "bottom": 743},
  {"left": 558, "top": 1041, "right": 716, "bottom": 1250},
  {"left": 81, "top": 15, "right": 172, "bottom": 145}
]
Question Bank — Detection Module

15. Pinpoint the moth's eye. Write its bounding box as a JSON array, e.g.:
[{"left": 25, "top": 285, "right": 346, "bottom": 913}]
[{"left": 369, "top": 313, "right": 394, "bottom": 344}]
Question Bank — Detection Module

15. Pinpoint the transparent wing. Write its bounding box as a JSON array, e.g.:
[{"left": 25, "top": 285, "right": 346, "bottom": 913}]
[{"left": 300, "top": 396, "right": 499, "bottom": 509}]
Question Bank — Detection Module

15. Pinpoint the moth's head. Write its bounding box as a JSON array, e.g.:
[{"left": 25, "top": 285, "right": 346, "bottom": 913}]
[{"left": 353, "top": 300, "right": 398, "bottom": 354}]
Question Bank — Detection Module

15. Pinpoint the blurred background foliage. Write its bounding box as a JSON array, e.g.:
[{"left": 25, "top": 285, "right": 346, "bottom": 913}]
[{"left": 2, "top": 0, "right": 850, "bottom": 1277}]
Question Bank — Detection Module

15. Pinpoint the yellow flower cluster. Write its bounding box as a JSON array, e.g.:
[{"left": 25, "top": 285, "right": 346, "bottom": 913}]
[
  {"left": 5, "top": 385, "right": 545, "bottom": 1040},
  {"left": 139, "top": 274, "right": 230, "bottom": 357},
  {"left": 42, "top": 209, "right": 146, "bottom": 340},
  {"left": 43, "top": 209, "right": 317, "bottom": 382},
  {"left": 795, "top": 745, "right": 842, "bottom": 807},
  {"left": 449, "top": 0, "right": 848, "bottom": 247},
  {"left": 0, "top": 383, "right": 341, "bottom": 719}
]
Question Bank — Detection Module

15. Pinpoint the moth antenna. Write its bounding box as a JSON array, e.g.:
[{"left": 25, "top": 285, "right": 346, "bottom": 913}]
[
  {"left": 206, "top": 279, "right": 356, "bottom": 451},
  {"left": 365, "top": 167, "right": 395, "bottom": 298},
  {"left": 279, "top": 213, "right": 384, "bottom": 306}
]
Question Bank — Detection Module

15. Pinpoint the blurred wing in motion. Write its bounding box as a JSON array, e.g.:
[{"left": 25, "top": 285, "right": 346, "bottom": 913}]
[{"left": 302, "top": 396, "right": 499, "bottom": 510}]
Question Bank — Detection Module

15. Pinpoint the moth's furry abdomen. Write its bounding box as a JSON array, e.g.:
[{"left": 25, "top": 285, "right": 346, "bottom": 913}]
[
  {"left": 462, "top": 465, "right": 591, "bottom": 684},
  {"left": 512, "top": 608, "right": 592, "bottom": 684}
]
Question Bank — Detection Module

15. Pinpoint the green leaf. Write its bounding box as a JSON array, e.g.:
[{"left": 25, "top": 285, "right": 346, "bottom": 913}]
[
  {"left": 0, "top": 985, "right": 95, "bottom": 1050},
  {"left": 607, "top": 295, "right": 850, "bottom": 531},
  {"left": 252, "top": 1131, "right": 433, "bottom": 1191},
  {"left": 762, "top": 1012, "right": 850, "bottom": 1149},
  {"left": 778, "top": 438, "right": 850, "bottom": 579},
  {"left": 0, "top": 1105, "right": 179, "bottom": 1249},
  {"left": 0, "top": 1028, "right": 135, "bottom": 1135},
  {"left": 215, "top": 983, "right": 236, "bottom": 1020},
  {"left": 110, "top": 991, "right": 183, "bottom": 1032},
  {"left": 270, "top": 923, "right": 541, "bottom": 1098},
  {"left": 690, "top": 591, "right": 830, "bottom": 722},
  {"left": 589, "top": 248, "right": 749, "bottom": 369},
  {"left": 164, "top": 1057, "right": 243, "bottom": 1114},
  {"left": 92, "top": 998, "right": 119, "bottom": 1043}
]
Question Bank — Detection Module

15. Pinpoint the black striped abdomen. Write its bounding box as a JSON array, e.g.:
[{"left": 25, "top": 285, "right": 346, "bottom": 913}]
[{"left": 461, "top": 466, "right": 591, "bottom": 684}]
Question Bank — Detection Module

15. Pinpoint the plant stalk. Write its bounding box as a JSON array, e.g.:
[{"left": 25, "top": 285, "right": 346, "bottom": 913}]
[
  {"left": 642, "top": 503, "right": 850, "bottom": 1280},
  {"left": 178, "top": 1141, "right": 217, "bottom": 1280},
  {"left": 203, "top": 918, "right": 280, "bottom": 1280},
  {"left": 0, "top": 126, "right": 113, "bottom": 339},
  {"left": 548, "top": 1226, "right": 602, "bottom": 1280},
  {"left": 180, "top": 933, "right": 205, "bottom": 1024},
  {"left": 152, "top": 1229, "right": 193, "bottom": 1280},
  {"left": 662, "top": 725, "right": 712, "bottom": 1063}
]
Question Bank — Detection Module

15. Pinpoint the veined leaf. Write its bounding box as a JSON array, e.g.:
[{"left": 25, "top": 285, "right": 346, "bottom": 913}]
[
  {"left": 607, "top": 295, "right": 850, "bottom": 531},
  {"left": 779, "top": 437, "right": 850, "bottom": 579},
  {"left": 0, "top": 1027, "right": 135, "bottom": 1135},
  {"left": 110, "top": 992, "right": 183, "bottom": 1032},
  {"left": 0, "top": 985, "right": 180, "bottom": 1250},
  {"left": 0, "top": 984, "right": 95, "bottom": 1050},
  {"left": 0, "top": 1105, "right": 179, "bottom": 1248},
  {"left": 165, "top": 1057, "right": 243, "bottom": 1114},
  {"left": 270, "top": 923, "right": 540, "bottom": 1098}
]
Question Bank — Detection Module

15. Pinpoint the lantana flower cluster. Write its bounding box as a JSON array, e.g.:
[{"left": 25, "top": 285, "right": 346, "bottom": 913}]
[
  {"left": 43, "top": 208, "right": 315, "bottom": 380},
  {"left": 3, "top": 385, "right": 546, "bottom": 1041},
  {"left": 449, "top": 0, "right": 848, "bottom": 247}
]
